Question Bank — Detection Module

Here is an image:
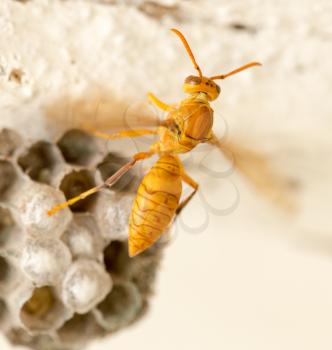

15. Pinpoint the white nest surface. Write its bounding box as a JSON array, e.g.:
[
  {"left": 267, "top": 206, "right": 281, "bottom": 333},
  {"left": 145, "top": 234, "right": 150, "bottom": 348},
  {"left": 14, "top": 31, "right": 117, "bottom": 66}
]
[{"left": 1, "top": 1, "right": 332, "bottom": 350}]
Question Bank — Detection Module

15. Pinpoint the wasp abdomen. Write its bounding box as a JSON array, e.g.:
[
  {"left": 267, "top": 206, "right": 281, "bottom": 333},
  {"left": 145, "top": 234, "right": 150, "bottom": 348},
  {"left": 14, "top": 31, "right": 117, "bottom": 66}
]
[{"left": 128, "top": 155, "right": 182, "bottom": 257}]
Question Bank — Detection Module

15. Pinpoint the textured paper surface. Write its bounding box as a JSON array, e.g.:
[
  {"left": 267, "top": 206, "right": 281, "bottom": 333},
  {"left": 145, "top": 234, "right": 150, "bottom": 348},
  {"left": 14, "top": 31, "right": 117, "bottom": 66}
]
[{"left": 1, "top": 0, "right": 332, "bottom": 349}]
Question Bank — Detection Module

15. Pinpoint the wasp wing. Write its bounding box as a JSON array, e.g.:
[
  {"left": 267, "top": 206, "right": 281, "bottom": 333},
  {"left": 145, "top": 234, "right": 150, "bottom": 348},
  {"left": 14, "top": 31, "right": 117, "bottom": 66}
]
[{"left": 210, "top": 134, "right": 297, "bottom": 212}]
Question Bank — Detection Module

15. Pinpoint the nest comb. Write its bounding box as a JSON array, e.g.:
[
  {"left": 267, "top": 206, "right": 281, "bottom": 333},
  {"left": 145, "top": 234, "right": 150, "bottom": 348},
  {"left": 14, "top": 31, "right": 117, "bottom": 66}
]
[{"left": 0, "top": 127, "right": 162, "bottom": 350}]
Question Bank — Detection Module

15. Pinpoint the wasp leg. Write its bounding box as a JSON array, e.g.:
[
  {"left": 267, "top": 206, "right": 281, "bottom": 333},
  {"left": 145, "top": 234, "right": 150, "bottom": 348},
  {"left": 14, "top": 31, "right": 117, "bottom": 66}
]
[
  {"left": 47, "top": 151, "right": 154, "bottom": 216},
  {"left": 84, "top": 128, "right": 158, "bottom": 141},
  {"left": 176, "top": 171, "right": 199, "bottom": 215},
  {"left": 147, "top": 92, "right": 173, "bottom": 112},
  {"left": 162, "top": 169, "right": 198, "bottom": 245}
]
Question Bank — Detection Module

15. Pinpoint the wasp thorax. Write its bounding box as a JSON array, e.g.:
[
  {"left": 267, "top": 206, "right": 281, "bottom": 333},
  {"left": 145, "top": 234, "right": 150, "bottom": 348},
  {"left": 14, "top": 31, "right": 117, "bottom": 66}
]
[
  {"left": 183, "top": 75, "right": 220, "bottom": 101},
  {"left": 183, "top": 104, "right": 213, "bottom": 141}
]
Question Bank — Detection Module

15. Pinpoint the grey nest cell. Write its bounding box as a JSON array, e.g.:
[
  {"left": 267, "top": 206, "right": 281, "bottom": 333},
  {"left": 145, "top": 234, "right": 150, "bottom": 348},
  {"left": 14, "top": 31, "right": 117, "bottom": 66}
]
[{"left": 0, "top": 127, "right": 163, "bottom": 350}]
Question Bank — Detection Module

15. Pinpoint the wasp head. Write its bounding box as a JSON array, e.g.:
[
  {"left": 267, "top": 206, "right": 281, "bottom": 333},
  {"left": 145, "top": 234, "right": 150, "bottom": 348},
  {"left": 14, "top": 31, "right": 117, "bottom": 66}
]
[
  {"left": 171, "top": 28, "right": 261, "bottom": 102},
  {"left": 183, "top": 76, "right": 221, "bottom": 101}
]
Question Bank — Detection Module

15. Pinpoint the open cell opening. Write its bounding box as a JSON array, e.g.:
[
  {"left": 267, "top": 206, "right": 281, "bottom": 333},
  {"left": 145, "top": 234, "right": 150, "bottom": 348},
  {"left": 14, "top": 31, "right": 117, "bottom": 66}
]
[
  {"left": 96, "top": 282, "right": 143, "bottom": 332},
  {"left": 6, "top": 328, "right": 34, "bottom": 348},
  {"left": 97, "top": 152, "right": 137, "bottom": 192},
  {"left": 57, "top": 129, "right": 99, "bottom": 166},
  {"left": 0, "top": 299, "right": 7, "bottom": 322},
  {"left": 129, "top": 246, "right": 162, "bottom": 295},
  {"left": 0, "top": 206, "right": 16, "bottom": 248},
  {"left": 0, "top": 160, "right": 18, "bottom": 200},
  {"left": 20, "top": 286, "right": 67, "bottom": 332},
  {"left": 0, "top": 255, "right": 19, "bottom": 295},
  {"left": 58, "top": 312, "right": 102, "bottom": 345},
  {"left": 0, "top": 256, "right": 11, "bottom": 283},
  {"left": 17, "top": 141, "right": 59, "bottom": 184},
  {"left": 103, "top": 240, "right": 130, "bottom": 277},
  {"left": 59, "top": 169, "right": 97, "bottom": 212}
]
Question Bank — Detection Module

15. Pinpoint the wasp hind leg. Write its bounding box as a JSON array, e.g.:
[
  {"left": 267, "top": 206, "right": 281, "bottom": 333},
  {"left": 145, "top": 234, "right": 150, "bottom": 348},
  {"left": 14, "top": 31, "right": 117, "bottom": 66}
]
[
  {"left": 176, "top": 171, "right": 199, "bottom": 215},
  {"left": 160, "top": 171, "right": 199, "bottom": 247},
  {"left": 47, "top": 151, "right": 154, "bottom": 216}
]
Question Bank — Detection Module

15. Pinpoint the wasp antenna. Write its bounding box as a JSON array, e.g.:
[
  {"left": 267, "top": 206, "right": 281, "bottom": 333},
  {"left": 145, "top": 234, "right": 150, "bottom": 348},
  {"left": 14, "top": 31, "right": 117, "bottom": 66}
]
[
  {"left": 171, "top": 28, "right": 203, "bottom": 79},
  {"left": 210, "top": 62, "right": 262, "bottom": 80}
]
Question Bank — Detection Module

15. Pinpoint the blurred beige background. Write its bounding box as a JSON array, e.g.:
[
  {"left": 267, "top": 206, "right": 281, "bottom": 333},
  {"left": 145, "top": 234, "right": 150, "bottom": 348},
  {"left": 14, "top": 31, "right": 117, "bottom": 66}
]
[{"left": 1, "top": 0, "right": 332, "bottom": 349}]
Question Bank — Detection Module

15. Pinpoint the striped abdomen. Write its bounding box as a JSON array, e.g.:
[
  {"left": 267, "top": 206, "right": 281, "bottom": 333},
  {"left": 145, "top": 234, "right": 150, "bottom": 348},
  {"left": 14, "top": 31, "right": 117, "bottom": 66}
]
[{"left": 128, "top": 155, "right": 182, "bottom": 257}]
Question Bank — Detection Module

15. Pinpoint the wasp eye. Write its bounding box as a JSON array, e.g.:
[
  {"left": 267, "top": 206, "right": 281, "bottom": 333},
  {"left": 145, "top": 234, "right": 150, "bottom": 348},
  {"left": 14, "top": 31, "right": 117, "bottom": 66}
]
[
  {"left": 216, "top": 84, "right": 221, "bottom": 93},
  {"left": 184, "top": 76, "right": 201, "bottom": 85}
]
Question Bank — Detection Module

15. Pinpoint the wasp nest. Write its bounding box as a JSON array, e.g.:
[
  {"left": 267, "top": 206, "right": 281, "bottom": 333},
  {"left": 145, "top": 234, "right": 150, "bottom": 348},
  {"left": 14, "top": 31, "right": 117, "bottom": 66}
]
[{"left": 0, "top": 128, "right": 162, "bottom": 350}]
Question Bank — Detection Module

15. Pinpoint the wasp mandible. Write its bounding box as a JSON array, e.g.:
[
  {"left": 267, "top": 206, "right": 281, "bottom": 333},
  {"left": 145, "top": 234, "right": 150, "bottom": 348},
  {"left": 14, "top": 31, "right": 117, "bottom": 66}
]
[{"left": 48, "top": 28, "right": 261, "bottom": 257}]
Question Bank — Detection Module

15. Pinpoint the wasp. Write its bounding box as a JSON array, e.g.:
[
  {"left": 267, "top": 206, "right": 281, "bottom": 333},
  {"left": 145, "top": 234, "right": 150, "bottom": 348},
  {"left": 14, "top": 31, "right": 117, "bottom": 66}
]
[{"left": 48, "top": 28, "right": 262, "bottom": 257}]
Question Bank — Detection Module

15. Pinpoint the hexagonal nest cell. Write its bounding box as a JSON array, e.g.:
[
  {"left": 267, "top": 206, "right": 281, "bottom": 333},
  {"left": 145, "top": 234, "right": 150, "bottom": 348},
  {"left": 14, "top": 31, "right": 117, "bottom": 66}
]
[
  {"left": 57, "top": 129, "right": 99, "bottom": 166},
  {"left": 20, "top": 286, "right": 69, "bottom": 333},
  {"left": 7, "top": 328, "right": 63, "bottom": 350},
  {"left": 0, "top": 299, "right": 7, "bottom": 322},
  {"left": 18, "top": 141, "right": 60, "bottom": 184},
  {"left": 103, "top": 240, "right": 163, "bottom": 296},
  {"left": 57, "top": 312, "right": 104, "bottom": 347},
  {"left": 0, "top": 255, "right": 18, "bottom": 295},
  {"left": 59, "top": 169, "right": 97, "bottom": 212},
  {"left": 0, "top": 128, "right": 163, "bottom": 350},
  {"left": 104, "top": 240, "right": 131, "bottom": 277},
  {"left": 95, "top": 281, "right": 143, "bottom": 332},
  {"left": 0, "top": 160, "right": 18, "bottom": 200},
  {"left": 0, "top": 206, "right": 16, "bottom": 248},
  {"left": 97, "top": 152, "right": 138, "bottom": 192},
  {"left": 0, "top": 256, "right": 11, "bottom": 284}
]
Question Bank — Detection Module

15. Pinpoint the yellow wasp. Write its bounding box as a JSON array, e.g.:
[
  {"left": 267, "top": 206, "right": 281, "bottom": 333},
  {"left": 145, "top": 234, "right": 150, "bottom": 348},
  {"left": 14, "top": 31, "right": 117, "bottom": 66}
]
[{"left": 48, "top": 28, "right": 262, "bottom": 257}]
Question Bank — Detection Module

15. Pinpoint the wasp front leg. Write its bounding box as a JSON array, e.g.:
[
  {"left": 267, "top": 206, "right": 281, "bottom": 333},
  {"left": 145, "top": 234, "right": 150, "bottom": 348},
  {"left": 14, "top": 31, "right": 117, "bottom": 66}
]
[
  {"left": 147, "top": 92, "right": 173, "bottom": 112},
  {"left": 83, "top": 128, "right": 159, "bottom": 141}
]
